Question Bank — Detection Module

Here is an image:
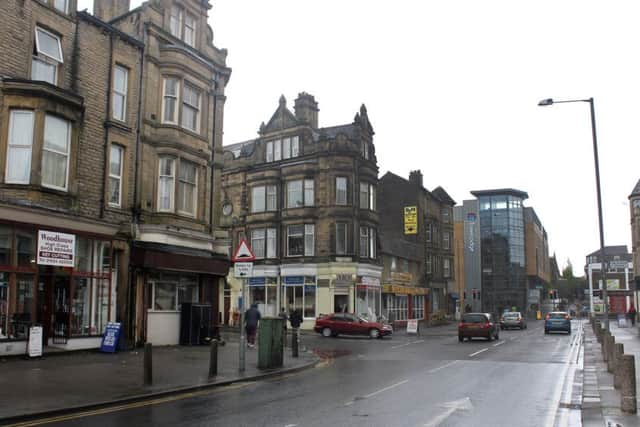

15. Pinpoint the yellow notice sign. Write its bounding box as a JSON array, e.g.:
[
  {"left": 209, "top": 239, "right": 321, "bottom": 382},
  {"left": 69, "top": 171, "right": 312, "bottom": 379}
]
[{"left": 404, "top": 206, "right": 418, "bottom": 234}]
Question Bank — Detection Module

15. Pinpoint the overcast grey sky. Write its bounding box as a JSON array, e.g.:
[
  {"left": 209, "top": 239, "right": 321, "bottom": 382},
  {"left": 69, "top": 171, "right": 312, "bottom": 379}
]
[{"left": 79, "top": 0, "right": 640, "bottom": 273}]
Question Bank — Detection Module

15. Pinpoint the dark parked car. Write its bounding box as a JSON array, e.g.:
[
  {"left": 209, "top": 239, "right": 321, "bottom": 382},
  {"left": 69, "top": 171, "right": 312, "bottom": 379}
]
[
  {"left": 544, "top": 311, "right": 571, "bottom": 334},
  {"left": 314, "top": 313, "right": 393, "bottom": 339},
  {"left": 458, "top": 313, "right": 500, "bottom": 342}
]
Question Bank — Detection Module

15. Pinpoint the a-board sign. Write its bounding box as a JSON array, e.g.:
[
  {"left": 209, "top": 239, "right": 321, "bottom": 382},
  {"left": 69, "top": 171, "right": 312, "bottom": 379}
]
[
  {"left": 100, "top": 322, "right": 122, "bottom": 353},
  {"left": 28, "top": 326, "right": 43, "bottom": 358},
  {"left": 407, "top": 319, "right": 419, "bottom": 334}
]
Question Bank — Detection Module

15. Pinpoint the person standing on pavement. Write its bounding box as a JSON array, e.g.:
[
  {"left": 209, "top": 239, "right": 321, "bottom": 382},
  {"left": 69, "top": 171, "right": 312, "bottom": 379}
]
[
  {"left": 628, "top": 304, "right": 637, "bottom": 326},
  {"left": 289, "top": 308, "right": 303, "bottom": 348},
  {"left": 245, "top": 303, "right": 261, "bottom": 348}
]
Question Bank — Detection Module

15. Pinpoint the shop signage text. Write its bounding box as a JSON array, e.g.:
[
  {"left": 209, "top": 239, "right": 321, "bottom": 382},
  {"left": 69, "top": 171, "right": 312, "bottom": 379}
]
[
  {"left": 37, "top": 230, "right": 75, "bottom": 267},
  {"left": 100, "top": 322, "right": 122, "bottom": 353},
  {"left": 404, "top": 206, "right": 418, "bottom": 235},
  {"left": 234, "top": 262, "right": 253, "bottom": 278},
  {"left": 283, "top": 276, "right": 304, "bottom": 285},
  {"left": 28, "top": 326, "right": 43, "bottom": 358},
  {"left": 406, "top": 319, "right": 419, "bottom": 334}
]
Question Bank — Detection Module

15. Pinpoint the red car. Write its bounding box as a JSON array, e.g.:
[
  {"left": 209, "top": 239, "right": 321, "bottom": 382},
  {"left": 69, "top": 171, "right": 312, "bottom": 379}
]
[
  {"left": 458, "top": 313, "right": 500, "bottom": 342},
  {"left": 314, "top": 313, "right": 393, "bottom": 339}
]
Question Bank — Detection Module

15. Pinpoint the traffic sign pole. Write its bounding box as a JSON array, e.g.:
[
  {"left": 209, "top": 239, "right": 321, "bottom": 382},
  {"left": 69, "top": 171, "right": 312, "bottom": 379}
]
[{"left": 239, "top": 276, "right": 246, "bottom": 372}]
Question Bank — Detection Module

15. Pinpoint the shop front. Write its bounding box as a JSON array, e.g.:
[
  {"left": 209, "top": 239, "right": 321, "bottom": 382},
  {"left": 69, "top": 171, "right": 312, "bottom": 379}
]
[
  {"left": 247, "top": 276, "right": 278, "bottom": 317},
  {"left": 282, "top": 275, "right": 317, "bottom": 328},
  {"left": 382, "top": 284, "right": 428, "bottom": 326},
  {"left": 0, "top": 223, "right": 122, "bottom": 355},
  {"left": 132, "top": 242, "right": 229, "bottom": 346},
  {"left": 356, "top": 276, "right": 381, "bottom": 321}
]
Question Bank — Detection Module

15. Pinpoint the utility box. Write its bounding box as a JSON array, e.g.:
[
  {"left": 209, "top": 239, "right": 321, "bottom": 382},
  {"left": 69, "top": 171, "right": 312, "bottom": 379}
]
[
  {"left": 258, "top": 317, "right": 284, "bottom": 369},
  {"left": 180, "top": 303, "right": 212, "bottom": 345}
]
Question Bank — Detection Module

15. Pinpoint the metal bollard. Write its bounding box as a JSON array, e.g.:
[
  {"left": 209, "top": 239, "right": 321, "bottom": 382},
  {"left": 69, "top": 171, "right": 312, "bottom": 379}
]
[
  {"left": 292, "top": 328, "right": 299, "bottom": 358},
  {"left": 209, "top": 339, "right": 218, "bottom": 378},
  {"left": 620, "top": 354, "right": 637, "bottom": 413},
  {"left": 614, "top": 343, "right": 625, "bottom": 389},
  {"left": 144, "top": 342, "right": 153, "bottom": 386},
  {"left": 606, "top": 335, "right": 616, "bottom": 372}
]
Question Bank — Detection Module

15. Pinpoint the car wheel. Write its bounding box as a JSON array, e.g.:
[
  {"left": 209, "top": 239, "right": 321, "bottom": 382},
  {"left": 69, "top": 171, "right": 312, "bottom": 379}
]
[
  {"left": 369, "top": 328, "right": 380, "bottom": 339},
  {"left": 458, "top": 335, "right": 464, "bottom": 342},
  {"left": 322, "top": 327, "right": 332, "bottom": 337}
]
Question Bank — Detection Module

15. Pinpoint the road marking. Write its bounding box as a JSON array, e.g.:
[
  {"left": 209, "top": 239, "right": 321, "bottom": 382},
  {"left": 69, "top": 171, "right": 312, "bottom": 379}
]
[
  {"left": 492, "top": 341, "right": 505, "bottom": 347},
  {"left": 468, "top": 348, "right": 488, "bottom": 357},
  {"left": 344, "top": 379, "right": 409, "bottom": 406},
  {"left": 3, "top": 382, "right": 257, "bottom": 427},
  {"left": 391, "top": 339, "right": 425, "bottom": 349},
  {"left": 424, "top": 397, "right": 473, "bottom": 427},
  {"left": 427, "top": 360, "right": 459, "bottom": 374}
]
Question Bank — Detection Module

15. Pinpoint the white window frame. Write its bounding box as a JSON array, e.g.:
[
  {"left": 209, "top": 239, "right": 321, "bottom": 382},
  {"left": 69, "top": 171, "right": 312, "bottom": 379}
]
[
  {"left": 158, "top": 156, "right": 175, "bottom": 212},
  {"left": 31, "top": 56, "right": 57, "bottom": 85},
  {"left": 369, "top": 228, "right": 376, "bottom": 259},
  {"left": 42, "top": 114, "right": 71, "bottom": 191},
  {"left": 251, "top": 186, "right": 266, "bottom": 213},
  {"left": 291, "top": 136, "right": 300, "bottom": 157},
  {"left": 169, "top": 6, "right": 183, "bottom": 39},
  {"left": 184, "top": 13, "right": 196, "bottom": 47},
  {"left": 287, "top": 224, "right": 304, "bottom": 257},
  {"left": 274, "top": 139, "right": 282, "bottom": 161},
  {"left": 251, "top": 229, "right": 266, "bottom": 259},
  {"left": 304, "top": 224, "right": 315, "bottom": 256},
  {"left": 35, "top": 27, "right": 63, "bottom": 63},
  {"left": 336, "top": 177, "right": 347, "bottom": 205},
  {"left": 443, "top": 231, "right": 450, "bottom": 250},
  {"left": 444, "top": 258, "right": 451, "bottom": 278},
  {"left": 369, "top": 184, "right": 376, "bottom": 211},
  {"left": 178, "top": 160, "right": 198, "bottom": 216},
  {"left": 287, "top": 180, "right": 303, "bottom": 208},
  {"left": 360, "top": 182, "right": 369, "bottom": 209},
  {"left": 282, "top": 138, "right": 291, "bottom": 159},
  {"left": 112, "top": 65, "right": 128, "bottom": 122},
  {"left": 54, "top": 0, "right": 68, "bottom": 13},
  {"left": 5, "top": 110, "right": 34, "bottom": 184},
  {"left": 266, "top": 228, "right": 277, "bottom": 258},
  {"left": 181, "top": 82, "right": 201, "bottom": 133},
  {"left": 266, "top": 141, "right": 274, "bottom": 162},
  {"left": 304, "top": 179, "right": 314, "bottom": 207},
  {"left": 162, "top": 77, "right": 179, "bottom": 124},
  {"left": 359, "top": 226, "right": 369, "bottom": 258},
  {"left": 266, "top": 185, "right": 277, "bottom": 211},
  {"left": 108, "top": 144, "right": 124, "bottom": 207}
]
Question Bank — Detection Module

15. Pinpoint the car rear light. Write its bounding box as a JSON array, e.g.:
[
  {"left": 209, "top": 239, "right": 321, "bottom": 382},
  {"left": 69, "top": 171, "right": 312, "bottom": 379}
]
[
  {"left": 565, "top": 315, "right": 570, "bottom": 320},
  {"left": 458, "top": 322, "right": 464, "bottom": 328}
]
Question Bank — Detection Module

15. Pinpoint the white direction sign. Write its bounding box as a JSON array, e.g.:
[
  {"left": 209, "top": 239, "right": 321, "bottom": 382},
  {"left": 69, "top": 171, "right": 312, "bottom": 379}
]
[{"left": 234, "top": 262, "right": 253, "bottom": 278}]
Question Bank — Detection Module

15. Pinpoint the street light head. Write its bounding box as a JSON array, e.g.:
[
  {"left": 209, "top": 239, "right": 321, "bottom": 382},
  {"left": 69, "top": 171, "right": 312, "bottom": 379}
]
[{"left": 538, "top": 98, "right": 554, "bottom": 107}]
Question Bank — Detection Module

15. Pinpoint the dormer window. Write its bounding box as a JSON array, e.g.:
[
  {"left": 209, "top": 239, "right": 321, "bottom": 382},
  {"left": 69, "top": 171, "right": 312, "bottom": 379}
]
[
  {"left": 32, "top": 27, "right": 63, "bottom": 85},
  {"left": 266, "top": 136, "right": 300, "bottom": 162}
]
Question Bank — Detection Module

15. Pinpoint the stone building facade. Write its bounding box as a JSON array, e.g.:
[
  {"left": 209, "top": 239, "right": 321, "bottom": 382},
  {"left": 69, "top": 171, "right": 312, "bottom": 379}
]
[
  {"left": 378, "top": 171, "right": 456, "bottom": 320},
  {"left": 221, "top": 94, "right": 381, "bottom": 328},
  {"left": 105, "top": 0, "right": 232, "bottom": 345},
  {"left": 0, "top": 0, "right": 143, "bottom": 353}
]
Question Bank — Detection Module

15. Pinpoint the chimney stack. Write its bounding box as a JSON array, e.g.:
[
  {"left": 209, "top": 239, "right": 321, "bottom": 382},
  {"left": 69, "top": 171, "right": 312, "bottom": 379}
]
[
  {"left": 294, "top": 92, "right": 319, "bottom": 129},
  {"left": 94, "top": 0, "right": 130, "bottom": 22},
  {"left": 409, "top": 170, "right": 423, "bottom": 187}
]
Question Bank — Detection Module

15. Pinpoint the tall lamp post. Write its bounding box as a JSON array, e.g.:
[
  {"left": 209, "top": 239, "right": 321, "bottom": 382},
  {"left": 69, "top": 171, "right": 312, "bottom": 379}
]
[{"left": 538, "top": 97, "right": 609, "bottom": 330}]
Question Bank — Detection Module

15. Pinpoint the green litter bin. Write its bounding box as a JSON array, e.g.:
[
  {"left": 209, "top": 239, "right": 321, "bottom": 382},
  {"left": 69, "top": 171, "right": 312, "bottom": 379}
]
[{"left": 258, "top": 317, "right": 284, "bottom": 369}]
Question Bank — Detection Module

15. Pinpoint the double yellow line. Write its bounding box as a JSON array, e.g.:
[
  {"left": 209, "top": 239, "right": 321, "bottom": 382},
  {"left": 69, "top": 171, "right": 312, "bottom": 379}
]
[{"left": 2, "top": 382, "right": 256, "bottom": 427}]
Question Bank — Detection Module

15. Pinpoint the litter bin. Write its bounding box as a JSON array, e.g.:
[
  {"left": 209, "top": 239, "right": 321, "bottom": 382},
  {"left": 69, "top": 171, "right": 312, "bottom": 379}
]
[{"left": 258, "top": 317, "right": 284, "bottom": 369}]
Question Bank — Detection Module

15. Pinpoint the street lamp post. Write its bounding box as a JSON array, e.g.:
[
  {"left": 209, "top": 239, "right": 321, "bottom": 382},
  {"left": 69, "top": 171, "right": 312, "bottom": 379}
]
[{"left": 538, "top": 97, "right": 609, "bottom": 331}]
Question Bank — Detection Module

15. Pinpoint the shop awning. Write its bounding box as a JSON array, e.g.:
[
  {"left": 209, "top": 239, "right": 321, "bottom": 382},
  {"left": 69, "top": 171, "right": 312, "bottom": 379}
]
[
  {"left": 382, "top": 284, "right": 429, "bottom": 295},
  {"left": 131, "top": 242, "right": 230, "bottom": 276}
]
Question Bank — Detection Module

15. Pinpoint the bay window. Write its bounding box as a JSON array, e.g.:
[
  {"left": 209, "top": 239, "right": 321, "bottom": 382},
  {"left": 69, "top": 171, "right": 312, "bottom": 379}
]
[
  {"left": 42, "top": 115, "right": 70, "bottom": 191},
  {"left": 287, "top": 224, "right": 314, "bottom": 257},
  {"left": 5, "top": 110, "right": 34, "bottom": 184},
  {"left": 251, "top": 185, "right": 277, "bottom": 213},
  {"left": 266, "top": 141, "right": 273, "bottom": 162},
  {"left": 178, "top": 160, "right": 197, "bottom": 216},
  {"left": 336, "top": 177, "right": 347, "bottom": 205},
  {"left": 287, "top": 179, "right": 314, "bottom": 208},
  {"left": 162, "top": 78, "right": 179, "bottom": 124},
  {"left": 336, "top": 222, "right": 347, "bottom": 255},
  {"left": 169, "top": 6, "right": 182, "bottom": 38},
  {"left": 359, "top": 226, "right": 376, "bottom": 259},
  {"left": 162, "top": 78, "right": 202, "bottom": 134},
  {"left": 443, "top": 231, "right": 450, "bottom": 249},
  {"left": 54, "top": 0, "right": 68, "bottom": 13},
  {"left": 181, "top": 83, "right": 201, "bottom": 132},
  {"left": 184, "top": 14, "right": 196, "bottom": 47},
  {"left": 158, "top": 157, "right": 175, "bottom": 211},
  {"left": 359, "top": 182, "right": 376, "bottom": 210},
  {"left": 265, "top": 136, "right": 300, "bottom": 162},
  {"left": 444, "top": 258, "right": 451, "bottom": 278},
  {"left": 251, "top": 228, "right": 277, "bottom": 259}
]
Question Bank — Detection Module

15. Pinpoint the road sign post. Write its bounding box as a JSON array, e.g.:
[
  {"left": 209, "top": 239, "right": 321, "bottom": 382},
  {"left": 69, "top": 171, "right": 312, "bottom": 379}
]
[{"left": 232, "top": 239, "right": 256, "bottom": 373}]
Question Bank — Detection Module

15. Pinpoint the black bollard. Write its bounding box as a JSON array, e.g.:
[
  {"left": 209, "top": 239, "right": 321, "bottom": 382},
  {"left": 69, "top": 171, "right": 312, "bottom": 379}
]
[
  {"left": 292, "top": 328, "right": 299, "bottom": 358},
  {"left": 144, "top": 342, "right": 153, "bottom": 386},
  {"left": 209, "top": 339, "right": 218, "bottom": 378}
]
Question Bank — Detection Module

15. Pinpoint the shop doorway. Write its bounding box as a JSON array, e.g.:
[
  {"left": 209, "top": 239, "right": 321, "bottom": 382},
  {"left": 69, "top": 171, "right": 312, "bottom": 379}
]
[
  {"left": 334, "top": 294, "right": 349, "bottom": 313},
  {"left": 37, "top": 274, "right": 70, "bottom": 346}
]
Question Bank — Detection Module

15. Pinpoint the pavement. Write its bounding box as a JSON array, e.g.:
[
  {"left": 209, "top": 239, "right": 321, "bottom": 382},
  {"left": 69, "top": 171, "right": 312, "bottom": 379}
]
[
  {"left": 582, "top": 318, "right": 640, "bottom": 427},
  {"left": 0, "top": 330, "right": 318, "bottom": 424}
]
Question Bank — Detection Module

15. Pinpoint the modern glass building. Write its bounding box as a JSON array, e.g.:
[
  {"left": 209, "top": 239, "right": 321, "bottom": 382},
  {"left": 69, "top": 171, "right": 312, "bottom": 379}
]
[{"left": 471, "top": 189, "right": 528, "bottom": 315}]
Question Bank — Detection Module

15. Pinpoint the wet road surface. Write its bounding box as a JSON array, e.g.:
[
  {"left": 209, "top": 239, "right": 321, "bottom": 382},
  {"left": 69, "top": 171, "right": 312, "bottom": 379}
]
[{"left": 11, "top": 319, "right": 584, "bottom": 427}]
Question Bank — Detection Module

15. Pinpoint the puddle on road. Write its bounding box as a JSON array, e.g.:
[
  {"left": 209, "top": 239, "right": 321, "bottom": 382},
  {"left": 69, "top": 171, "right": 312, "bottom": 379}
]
[{"left": 312, "top": 349, "right": 352, "bottom": 359}]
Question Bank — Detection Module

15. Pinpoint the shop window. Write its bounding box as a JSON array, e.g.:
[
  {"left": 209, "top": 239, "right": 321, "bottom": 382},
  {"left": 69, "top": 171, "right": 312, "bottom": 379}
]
[
  {"left": 6, "top": 110, "right": 34, "bottom": 184},
  {"left": 412, "top": 295, "right": 425, "bottom": 319},
  {"left": 386, "top": 294, "right": 408, "bottom": 322},
  {"left": 42, "top": 115, "right": 71, "bottom": 191},
  {"left": 72, "top": 278, "right": 91, "bottom": 336},
  {"left": 151, "top": 273, "right": 198, "bottom": 311},
  {"left": 32, "top": 27, "right": 63, "bottom": 85},
  {"left": 109, "top": 145, "right": 124, "bottom": 207},
  {"left": 284, "top": 277, "right": 316, "bottom": 318},
  {"left": 112, "top": 65, "right": 128, "bottom": 122},
  {"left": 0, "top": 226, "right": 12, "bottom": 265},
  {"left": 13, "top": 275, "right": 35, "bottom": 339},
  {"left": 356, "top": 285, "right": 381, "bottom": 320},
  {"left": 248, "top": 278, "right": 278, "bottom": 317},
  {"left": 16, "top": 231, "right": 36, "bottom": 266},
  {"left": 0, "top": 273, "right": 8, "bottom": 338}
]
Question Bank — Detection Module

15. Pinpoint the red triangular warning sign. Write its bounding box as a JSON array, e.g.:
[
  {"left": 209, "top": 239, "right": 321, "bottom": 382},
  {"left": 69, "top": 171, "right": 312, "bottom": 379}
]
[{"left": 232, "top": 238, "right": 256, "bottom": 262}]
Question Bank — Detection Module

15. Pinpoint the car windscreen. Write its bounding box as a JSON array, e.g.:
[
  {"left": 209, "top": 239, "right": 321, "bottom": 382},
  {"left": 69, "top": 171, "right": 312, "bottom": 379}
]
[
  {"left": 549, "top": 313, "right": 568, "bottom": 319},
  {"left": 462, "top": 314, "right": 487, "bottom": 323},
  {"left": 504, "top": 313, "right": 519, "bottom": 318}
]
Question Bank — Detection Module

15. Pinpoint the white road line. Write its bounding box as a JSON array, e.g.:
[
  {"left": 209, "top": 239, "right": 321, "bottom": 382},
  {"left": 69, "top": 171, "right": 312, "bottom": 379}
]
[
  {"left": 492, "top": 341, "right": 505, "bottom": 347},
  {"left": 468, "top": 348, "right": 488, "bottom": 357},
  {"left": 427, "top": 360, "right": 459, "bottom": 374},
  {"left": 344, "top": 379, "right": 409, "bottom": 406},
  {"left": 391, "top": 339, "right": 425, "bottom": 349}
]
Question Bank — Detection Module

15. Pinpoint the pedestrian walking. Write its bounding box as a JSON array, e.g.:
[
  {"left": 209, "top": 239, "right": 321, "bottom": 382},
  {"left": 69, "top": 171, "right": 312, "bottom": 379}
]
[
  {"left": 245, "top": 303, "right": 261, "bottom": 348},
  {"left": 628, "top": 304, "right": 637, "bottom": 326}
]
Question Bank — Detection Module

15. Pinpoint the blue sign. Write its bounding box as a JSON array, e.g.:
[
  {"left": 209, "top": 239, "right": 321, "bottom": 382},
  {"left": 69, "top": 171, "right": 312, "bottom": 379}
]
[
  {"left": 248, "top": 277, "right": 266, "bottom": 286},
  {"left": 100, "top": 322, "right": 122, "bottom": 353},
  {"left": 283, "top": 276, "right": 304, "bottom": 285}
]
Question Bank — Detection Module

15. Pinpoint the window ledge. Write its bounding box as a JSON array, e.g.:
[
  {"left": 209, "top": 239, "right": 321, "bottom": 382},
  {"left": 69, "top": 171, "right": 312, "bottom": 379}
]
[
  {"left": 155, "top": 123, "right": 208, "bottom": 143},
  {"left": 105, "top": 120, "right": 133, "bottom": 133},
  {"left": 0, "top": 78, "right": 83, "bottom": 110}
]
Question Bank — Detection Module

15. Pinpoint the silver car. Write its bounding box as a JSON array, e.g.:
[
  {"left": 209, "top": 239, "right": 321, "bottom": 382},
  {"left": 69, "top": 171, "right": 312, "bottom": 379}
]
[{"left": 500, "top": 312, "right": 527, "bottom": 330}]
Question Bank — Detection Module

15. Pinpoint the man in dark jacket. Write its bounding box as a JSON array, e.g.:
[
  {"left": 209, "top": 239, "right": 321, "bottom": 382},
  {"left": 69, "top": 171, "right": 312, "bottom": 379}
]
[{"left": 245, "top": 304, "right": 261, "bottom": 347}]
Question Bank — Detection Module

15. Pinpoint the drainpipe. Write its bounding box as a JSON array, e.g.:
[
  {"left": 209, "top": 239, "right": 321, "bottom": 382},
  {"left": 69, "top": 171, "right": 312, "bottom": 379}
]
[
  {"left": 209, "top": 78, "right": 217, "bottom": 232},
  {"left": 100, "top": 34, "right": 115, "bottom": 218}
]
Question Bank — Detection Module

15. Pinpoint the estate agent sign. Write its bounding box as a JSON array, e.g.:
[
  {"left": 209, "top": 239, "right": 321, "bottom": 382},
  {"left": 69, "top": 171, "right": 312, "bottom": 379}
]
[{"left": 37, "top": 230, "right": 76, "bottom": 267}]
